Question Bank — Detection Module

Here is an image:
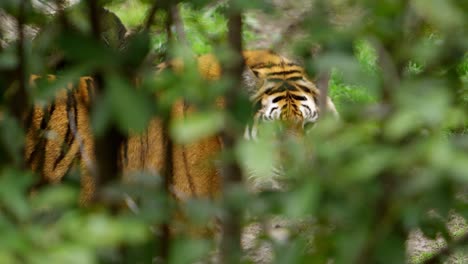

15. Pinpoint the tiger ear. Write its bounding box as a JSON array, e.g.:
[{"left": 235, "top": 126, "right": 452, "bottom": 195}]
[{"left": 242, "top": 66, "right": 263, "bottom": 96}]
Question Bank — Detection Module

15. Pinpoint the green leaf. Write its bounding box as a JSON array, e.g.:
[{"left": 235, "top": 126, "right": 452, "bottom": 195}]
[
  {"left": 107, "top": 75, "right": 154, "bottom": 133},
  {"left": 169, "top": 238, "right": 211, "bottom": 264},
  {"left": 412, "top": 0, "right": 464, "bottom": 29},
  {"left": 237, "top": 137, "right": 276, "bottom": 180},
  {"left": 0, "top": 169, "right": 34, "bottom": 222},
  {"left": 170, "top": 111, "right": 224, "bottom": 143},
  {"left": 31, "top": 185, "right": 79, "bottom": 211}
]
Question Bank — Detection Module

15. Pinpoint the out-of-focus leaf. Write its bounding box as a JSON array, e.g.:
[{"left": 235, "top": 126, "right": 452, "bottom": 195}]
[
  {"left": 0, "top": 252, "right": 18, "bottom": 264},
  {"left": 120, "top": 31, "right": 150, "bottom": 69},
  {"left": 315, "top": 52, "right": 365, "bottom": 84},
  {"left": 0, "top": 45, "right": 18, "bottom": 69},
  {"left": 182, "top": 198, "right": 218, "bottom": 226},
  {"left": 90, "top": 93, "right": 112, "bottom": 136},
  {"left": 169, "top": 238, "right": 212, "bottom": 264},
  {"left": 283, "top": 179, "right": 320, "bottom": 218},
  {"left": 31, "top": 185, "right": 79, "bottom": 211},
  {"left": 0, "top": 169, "right": 34, "bottom": 221},
  {"left": 375, "top": 232, "right": 406, "bottom": 264},
  {"left": 58, "top": 31, "right": 117, "bottom": 69},
  {"left": 31, "top": 67, "right": 88, "bottom": 102},
  {"left": 339, "top": 147, "right": 394, "bottom": 182},
  {"left": 412, "top": 0, "right": 464, "bottom": 29},
  {"left": 60, "top": 213, "right": 148, "bottom": 247},
  {"left": 0, "top": 113, "right": 24, "bottom": 164},
  {"left": 107, "top": 75, "right": 154, "bottom": 133},
  {"left": 34, "top": 244, "right": 96, "bottom": 264},
  {"left": 170, "top": 111, "right": 224, "bottom": 143},
  {"left": 237, "top": 137, "right": 276, "bottom": 180}
]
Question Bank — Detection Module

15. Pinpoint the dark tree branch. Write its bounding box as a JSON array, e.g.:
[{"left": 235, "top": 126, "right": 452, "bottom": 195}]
[
  {"left": 155, "top": 2, "right": 179, "bottom": 262},
  {"left": 220, "top": 8, "right": 245, "bottom": 264},
  {"left": 86, "top": 0, "right": 125, "bottom": 203},
  {"left": 12, "top": 0, "right": 28, "bottom": 124},
  {"left": 88, "top": 0, "right": 101, "bottom": 39},
  {"left": 7, "top": 0, "right": 29, "bottom": 169}
]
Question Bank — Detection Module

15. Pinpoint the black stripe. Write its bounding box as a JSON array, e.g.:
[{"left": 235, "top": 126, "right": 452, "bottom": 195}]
[
  {"left": 272, "top": 96, "right": 285, "bottom": 103},
  {"left": 269, "top": 107, "right": 278, "bottom": 117},
  {"left": 302, "top": 104, "right": 312, "bottom": 115},
  {"left": 296, "top": 84, "right": 312, "bottom": 94},
  {"left": 275, "top": 86, "right": 287, "bottom": 93},
  {"left": 286, "top": 76, "right": 303, "bottom": 81},
  {"left": 250, "top": 62, "right": 278, "bottom": 69},
  {"left": 285, "top": 62, "right": 299, "bottom": 67},
  {"left": 282, "top": 83, "right": 299, "bottom": 91},
  {"left": 122, "top": 139, "right": 128, "bottom": 167},
  {"left": 266, "top": 78, "right": 284, "bottom": 83},
  {"left": 252, "top": 70, "right": 260, "bottom": 77},
  {"left": 266, "top": 70, "right": 302, "bottom": 76},
  {"left": 291, "top": 94, "right": 307, "bottom": 101},
  {"left": 264, "top": 87, "right": 276, "bottom": 95},
  {"left": 144, "top": 128, "right": 149, "bottom": 167},
  {"left": 140, "top": 136, "right": 145, "bottom": 168}
]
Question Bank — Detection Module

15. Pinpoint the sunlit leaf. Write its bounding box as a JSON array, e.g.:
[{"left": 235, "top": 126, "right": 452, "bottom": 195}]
[
  {"left": 0, "top": 169, "right": 34, "bottom": 221},
  {"left": 107, "top": 75, "right": 154, "bottom": 133},
  {"left": 170, "top": 111, "right": 224, "bottom": 143}
]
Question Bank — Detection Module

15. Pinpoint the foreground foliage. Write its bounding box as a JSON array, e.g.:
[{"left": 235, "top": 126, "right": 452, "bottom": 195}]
[{"left": 0, "top": 0, "right": 467, "bottom": 263}]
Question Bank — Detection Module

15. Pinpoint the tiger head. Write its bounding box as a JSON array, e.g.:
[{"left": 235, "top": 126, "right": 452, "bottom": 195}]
[{"left": 241, "top": 50, "right": 337, "bottom": 139}]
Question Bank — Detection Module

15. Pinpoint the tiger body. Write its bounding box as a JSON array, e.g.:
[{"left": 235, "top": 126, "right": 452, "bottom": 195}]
[{"left": 24, "top": 50, "right": 337, "bottom": 203}]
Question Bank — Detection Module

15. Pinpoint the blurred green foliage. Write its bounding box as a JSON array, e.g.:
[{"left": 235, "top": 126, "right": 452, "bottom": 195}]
[{"left": 1, "top": 0, "right": 468, "bottom": 263}]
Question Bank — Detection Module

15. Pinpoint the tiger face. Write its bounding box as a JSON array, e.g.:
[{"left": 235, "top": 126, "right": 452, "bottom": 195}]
[
  {"left": 241, "top": 50, "right": 334, "bottom": 139},
  {"left": 253, "top": 77, "right": 319, "bottom": 124}
]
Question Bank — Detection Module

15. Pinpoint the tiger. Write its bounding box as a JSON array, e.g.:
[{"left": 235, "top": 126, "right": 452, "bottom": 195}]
[{"left": 24, "top": 50, "right": 338, "bottom": 204}]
